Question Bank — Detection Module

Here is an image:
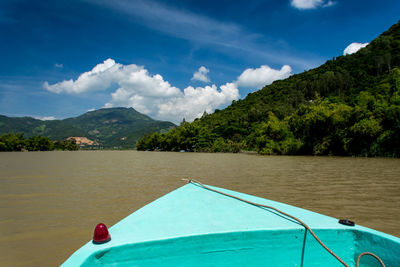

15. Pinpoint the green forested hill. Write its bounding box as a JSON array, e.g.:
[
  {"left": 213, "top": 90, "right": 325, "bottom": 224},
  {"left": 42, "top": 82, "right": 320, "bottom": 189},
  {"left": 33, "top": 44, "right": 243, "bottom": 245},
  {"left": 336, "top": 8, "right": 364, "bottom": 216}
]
[
  {"left": 0, "top": 108, "right": 175, "bottom": 148},
  {"left": 137, "top": 20, "right": 400, "bottom": 157}
]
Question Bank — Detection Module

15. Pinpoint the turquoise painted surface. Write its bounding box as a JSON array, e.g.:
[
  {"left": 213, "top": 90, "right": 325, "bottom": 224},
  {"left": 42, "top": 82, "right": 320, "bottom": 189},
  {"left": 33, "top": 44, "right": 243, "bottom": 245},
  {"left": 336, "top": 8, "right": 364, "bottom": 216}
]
[{"left": 61, "top": 183, "right": 400, "bottom": 266}]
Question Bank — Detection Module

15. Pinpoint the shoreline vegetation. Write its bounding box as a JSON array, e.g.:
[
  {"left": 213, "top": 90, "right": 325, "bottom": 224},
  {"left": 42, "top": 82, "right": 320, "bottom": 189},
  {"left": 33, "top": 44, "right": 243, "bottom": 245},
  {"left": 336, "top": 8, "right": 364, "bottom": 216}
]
[
  {"left": 1, "top": 137, "right": 398, "bottom": 159},
  {"left": 137, "top": 21, "right": 400, "bottom": 158},
  {"left": 0, "top": 133, "right": 79, "bottom": 151}
]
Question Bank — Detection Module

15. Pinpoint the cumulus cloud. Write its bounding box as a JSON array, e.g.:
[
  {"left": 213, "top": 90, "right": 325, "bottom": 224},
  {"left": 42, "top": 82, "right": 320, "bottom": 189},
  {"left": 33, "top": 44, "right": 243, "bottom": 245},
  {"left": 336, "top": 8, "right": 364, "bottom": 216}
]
[
  {"left": 35, "top": 116, "right": 57, "bottom": 121},
  {"left": 153, "top": 83, "right": 239, "bottom": 122},
  {"left": 290, "top": 0, "right": 335, "bottom": 9},
  {"left": 45, "top": 59, "right": 239, "bottom": 123},
  {"left": 45, "top": 59, "right": 294, "bottom": 124},
  {"left": 191, "top": 66, "right": 210, "bottom": 82},
  {"left": 54, "top": 63, "right": 63, "bottom": 68},
  {"left": 236, "top": 65, "right": 292, "bottom": 88},
  {"left": 44, "top": 59, "right": 129, "bottom": 94},
  {"left": 105, "top": 82, "right": 239, "bottom": 123},
  {"left": 343, "top": 42, "right": 369, "bottom": 55}
]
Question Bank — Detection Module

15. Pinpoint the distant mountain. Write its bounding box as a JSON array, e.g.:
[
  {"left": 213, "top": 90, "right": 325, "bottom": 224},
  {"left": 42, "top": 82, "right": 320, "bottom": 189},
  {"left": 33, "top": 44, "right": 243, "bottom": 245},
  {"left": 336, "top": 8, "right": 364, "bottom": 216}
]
[
  {"left": 137, "top": 20, "right": 400, "bottom": 157},
  {"left": 0, "top": 107, "right": 175, "bottom": 148}
]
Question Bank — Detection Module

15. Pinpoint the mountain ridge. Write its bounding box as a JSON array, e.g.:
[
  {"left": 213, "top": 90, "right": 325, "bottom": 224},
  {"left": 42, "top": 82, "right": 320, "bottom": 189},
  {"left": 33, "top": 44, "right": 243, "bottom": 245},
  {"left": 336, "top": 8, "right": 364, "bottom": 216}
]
[{"left": 0, "top": 107, "right": 176, "bottom": 148}]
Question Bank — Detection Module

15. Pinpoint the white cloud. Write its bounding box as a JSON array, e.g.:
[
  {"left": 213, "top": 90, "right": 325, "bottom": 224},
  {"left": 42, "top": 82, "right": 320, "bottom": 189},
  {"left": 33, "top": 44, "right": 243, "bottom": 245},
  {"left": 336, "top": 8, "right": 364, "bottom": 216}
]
[
  {"left": 35, "top": 116, "right": 57, "bottom": 121},
  {"left": 54, "top": 63, "right": 63, "bottom": 68},
  {"left": 45, "top": 59, "right": 294, "bottom": 124},
  {"left": 236, "top": 65, "right": 292, "bottom": 88},
  {"left": 45, "top": 59, "right": 239, "bottom": 124},
  {"left": 105, "top": 81, "right": 239, "bottom": 123},
  {"left": 343, "top": 42, "right": 369, "bottom": 55},
  {"left": 290, "top": 0, "right": 335, "bottom": 9},
  {"left": 44, "top": 58, "right": 128, "bottom": 94},
  {"left": 192, "top": 66, "right": 210, "bottom": 82},
  {"left": 156, "top": 83, "right": 239, "bottom": 122},
  {"left": 323, "top": 1, "right": 335, "bottom": 7}
]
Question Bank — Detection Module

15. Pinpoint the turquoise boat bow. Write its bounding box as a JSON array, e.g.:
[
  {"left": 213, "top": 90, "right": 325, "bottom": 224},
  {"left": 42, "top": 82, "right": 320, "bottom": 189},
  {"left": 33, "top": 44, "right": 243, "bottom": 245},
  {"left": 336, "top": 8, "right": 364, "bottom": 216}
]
[{"left": 61, "top": 180, "right": 400, "bottom": 266}]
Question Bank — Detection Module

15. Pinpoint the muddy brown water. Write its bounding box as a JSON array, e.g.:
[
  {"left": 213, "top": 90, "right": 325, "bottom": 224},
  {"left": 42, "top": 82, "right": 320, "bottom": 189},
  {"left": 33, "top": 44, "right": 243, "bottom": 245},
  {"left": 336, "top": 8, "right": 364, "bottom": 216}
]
[{"left": 0, "top": 151, "right": 399, "bottom": 266}]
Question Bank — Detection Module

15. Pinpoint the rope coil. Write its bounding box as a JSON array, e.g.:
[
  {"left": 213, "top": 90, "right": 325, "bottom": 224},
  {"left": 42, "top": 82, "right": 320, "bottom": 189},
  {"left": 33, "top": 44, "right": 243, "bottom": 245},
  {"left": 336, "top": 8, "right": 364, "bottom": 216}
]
[{"left": 183, "top": 179, "right": 385, "bottom": 267}]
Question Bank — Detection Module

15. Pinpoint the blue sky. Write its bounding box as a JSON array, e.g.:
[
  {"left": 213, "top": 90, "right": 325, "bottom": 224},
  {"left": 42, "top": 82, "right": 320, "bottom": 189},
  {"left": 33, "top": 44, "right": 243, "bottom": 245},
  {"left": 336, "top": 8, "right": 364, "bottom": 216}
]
[{"left": 0, "top": 0, "right": 399, "bottom": 123}]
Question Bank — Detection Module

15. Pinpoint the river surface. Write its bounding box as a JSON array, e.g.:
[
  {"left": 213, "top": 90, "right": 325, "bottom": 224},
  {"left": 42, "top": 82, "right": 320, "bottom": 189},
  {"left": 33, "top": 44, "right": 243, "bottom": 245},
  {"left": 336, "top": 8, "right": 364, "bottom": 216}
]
[{"left": 0, "top": 151, "right": 399, "bottom": 266}]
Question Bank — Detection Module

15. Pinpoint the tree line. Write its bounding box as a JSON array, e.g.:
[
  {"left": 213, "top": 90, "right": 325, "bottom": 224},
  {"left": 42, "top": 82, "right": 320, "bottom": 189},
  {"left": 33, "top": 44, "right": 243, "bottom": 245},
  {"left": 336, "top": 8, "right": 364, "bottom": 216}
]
[{"left": 0, "top": 133, "right": 79, "bottom": 151}]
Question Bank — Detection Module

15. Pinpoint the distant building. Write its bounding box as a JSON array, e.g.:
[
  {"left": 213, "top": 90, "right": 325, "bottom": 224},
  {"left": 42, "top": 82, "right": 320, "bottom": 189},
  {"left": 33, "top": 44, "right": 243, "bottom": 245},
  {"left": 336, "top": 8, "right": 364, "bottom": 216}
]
[{"left": 66, "top": 137, "right": 98, "bottom": 147}]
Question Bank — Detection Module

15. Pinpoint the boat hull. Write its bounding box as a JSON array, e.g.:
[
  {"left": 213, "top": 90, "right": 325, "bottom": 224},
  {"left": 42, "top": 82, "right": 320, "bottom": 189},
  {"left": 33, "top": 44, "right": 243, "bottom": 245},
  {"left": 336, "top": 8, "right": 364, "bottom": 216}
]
[{"left": 62, "top": 183, "right": 400, "bottom": 266}]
